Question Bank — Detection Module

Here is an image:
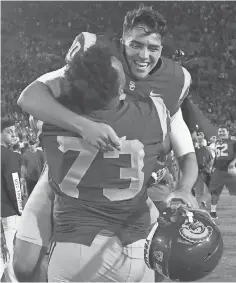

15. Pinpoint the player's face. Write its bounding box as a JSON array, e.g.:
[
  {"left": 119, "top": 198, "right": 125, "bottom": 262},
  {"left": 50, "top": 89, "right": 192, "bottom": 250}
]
[
  {"left": 123, "top": 25, "right": 163, "bottom": 79},
  {"left": 218, "top": 128, "right": 229, "bottom": 139},
  {"left": 1, "top": 126, "right": 16, "bottom": 145}
]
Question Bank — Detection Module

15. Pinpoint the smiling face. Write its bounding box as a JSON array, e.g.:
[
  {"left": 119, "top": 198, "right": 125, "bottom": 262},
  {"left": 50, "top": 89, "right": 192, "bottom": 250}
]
[
  {"left": 123, "top": 24, "right": 163, "bottom": 80},
  {"left": 218, "top": 127, "right": 229, "bottom": 139}
]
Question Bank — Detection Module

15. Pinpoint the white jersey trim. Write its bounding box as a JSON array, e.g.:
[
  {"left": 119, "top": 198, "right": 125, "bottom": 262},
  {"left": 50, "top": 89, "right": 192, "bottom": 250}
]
[
  {"left": 170, "top": 109, "right": 195, "bottom": 157},
  {"left": 150, "top": 96, "right": 169, "bottom": 141},
  {"left": 179, "top": 67, "right": 191, "bottom": 101}
]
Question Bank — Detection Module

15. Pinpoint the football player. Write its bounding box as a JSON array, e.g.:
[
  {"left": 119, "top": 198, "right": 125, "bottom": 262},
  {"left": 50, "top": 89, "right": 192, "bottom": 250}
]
[
  {"left": 14, "top": 5, "right": 198, "bottom": 281},
  {"left": 35, "top": 43, "right": 170, "bottom": 281},
  {"left": 209, "top": 126, "right": 236, "bottom": 219}
]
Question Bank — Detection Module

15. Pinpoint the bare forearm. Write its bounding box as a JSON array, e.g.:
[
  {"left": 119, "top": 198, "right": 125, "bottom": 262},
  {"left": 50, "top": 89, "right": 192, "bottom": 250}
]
[
  {"left": 177, "top": 152, "right": 198, "bottom": 192},
  {"left": 17, "top": 81, "right": 89, "bottom": 134}
]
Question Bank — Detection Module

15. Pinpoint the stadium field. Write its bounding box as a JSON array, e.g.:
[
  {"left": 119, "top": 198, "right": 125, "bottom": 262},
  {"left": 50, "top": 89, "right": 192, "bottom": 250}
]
[{"left": 201, "top": 189, "right": 236, "bottom": 282}]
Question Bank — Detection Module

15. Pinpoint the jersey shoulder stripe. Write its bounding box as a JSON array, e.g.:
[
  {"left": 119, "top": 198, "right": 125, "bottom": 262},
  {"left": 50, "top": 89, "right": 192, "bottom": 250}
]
[
  {"left": 179, "top": 67, "right": 191, "bottom": 101},
  {"left": 149, "top": 96, "right": 171, "bottom": 141}
]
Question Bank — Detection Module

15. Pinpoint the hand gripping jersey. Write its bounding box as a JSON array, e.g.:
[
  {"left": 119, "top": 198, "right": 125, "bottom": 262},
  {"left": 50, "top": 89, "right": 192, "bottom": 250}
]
[
  {"left": 39, "top": 32, "right": 191, "bottom": 118},
  {"left": 41, "top": 97, "right": 170, "bottom": 246},
  {"left": 214, "top": 138, "right": 236, "bottom": 171}
]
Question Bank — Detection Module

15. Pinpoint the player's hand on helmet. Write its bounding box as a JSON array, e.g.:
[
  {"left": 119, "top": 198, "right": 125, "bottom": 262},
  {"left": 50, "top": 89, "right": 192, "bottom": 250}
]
[
  {"left": 81, "top": 120, "right": 121, "bottom": 152},
  {"left": 165, "top": 188, "right": 199, "bottom": 209}
]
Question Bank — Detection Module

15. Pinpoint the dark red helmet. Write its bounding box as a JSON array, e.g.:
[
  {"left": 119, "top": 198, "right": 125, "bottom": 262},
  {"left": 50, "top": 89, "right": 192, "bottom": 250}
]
[{"left": 144, "top": 206, "right": 223, "bottom": 282}]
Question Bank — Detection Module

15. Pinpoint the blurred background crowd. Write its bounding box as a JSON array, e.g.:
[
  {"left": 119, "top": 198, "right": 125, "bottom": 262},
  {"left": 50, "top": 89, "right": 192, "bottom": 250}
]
[
  {"left": 1, "top": 1, "right": 236, "bottom": 197},
  {"left": 1, "top": 4, "right": 235, "bottom": 279},
  {"left": 2, "top": 1, "right": 236, "bottom": 140}
]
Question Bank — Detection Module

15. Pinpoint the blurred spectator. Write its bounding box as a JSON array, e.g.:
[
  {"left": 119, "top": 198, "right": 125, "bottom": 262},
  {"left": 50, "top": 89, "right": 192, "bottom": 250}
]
[
  {"left": 208, "top": 136, "right": 217, "bottom": 159},
  {"left": 21, "top": 140, "right": 46, "bottom": 196},
  {"left": 21, "top": 142, "right": 29, "bottom": 155},
  {"left": 198, "top": 135, "right": 208, "bottom": 147},
  {"left": 18, "top": 132, "right": 25, "bottom": 151},
  {"left": 1, "top": 2, "right": 236, "bottom": 136},
  {"left": 12, "top": 143, "right": 21, "bottom": 155},
  {"left": 1, "top": 118, "right": 22, "bottom": 282},
  {"left": 194, "top": 138, "right": 214, "bottom": 207}
]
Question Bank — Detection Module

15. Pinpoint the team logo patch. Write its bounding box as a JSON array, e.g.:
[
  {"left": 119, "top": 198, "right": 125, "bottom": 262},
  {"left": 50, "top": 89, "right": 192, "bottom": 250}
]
[
  {"left": 152, "top": 251, "right": 163, "bottom": 262},
  {"left": 129, "top": 81, "right": 135, "bottom": 91},
  {"left": 179, "top": 219, "right": 213, "bottom": 244}
]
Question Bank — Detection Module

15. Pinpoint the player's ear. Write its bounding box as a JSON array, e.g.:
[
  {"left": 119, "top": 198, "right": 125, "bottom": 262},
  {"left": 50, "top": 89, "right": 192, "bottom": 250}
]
[{"left": 119, "top": 88, "right": 126, "bottom": 101}]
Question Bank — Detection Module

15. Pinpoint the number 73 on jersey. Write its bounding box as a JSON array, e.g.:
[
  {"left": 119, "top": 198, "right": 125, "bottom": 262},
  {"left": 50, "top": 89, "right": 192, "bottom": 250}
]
[{"left": 56, "top": 136, "right": 145, "bottom": 201}]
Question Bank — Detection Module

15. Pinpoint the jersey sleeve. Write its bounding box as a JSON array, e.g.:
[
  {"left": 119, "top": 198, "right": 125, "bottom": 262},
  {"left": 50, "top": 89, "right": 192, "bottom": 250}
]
[
  {"left": 150, "top": 96, "right": 171, "bottom": 142},
  {"left": 169, "top": 109, "right": 195, "bottom": 157},
  {"left": 37, "top": 32, "right": 97, "bottom": 98}
]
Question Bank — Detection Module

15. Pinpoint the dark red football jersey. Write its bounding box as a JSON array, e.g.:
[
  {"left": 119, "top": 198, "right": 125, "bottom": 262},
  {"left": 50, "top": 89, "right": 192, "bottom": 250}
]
[
  {"left": 122, "top": 56, "right": 191, "bottom": 117},
  {"left": 214, "top": 138, "right": 236, "bottom": 171},
  {"left": 41, "top": 97, "right": 170, "bottom": 246}
]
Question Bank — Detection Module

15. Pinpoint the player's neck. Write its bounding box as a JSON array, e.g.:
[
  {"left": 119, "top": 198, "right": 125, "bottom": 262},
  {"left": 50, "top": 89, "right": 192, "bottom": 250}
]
[
  {"left": 89, "top": 97, "right": 123, "bottom": 118},
  {"left": 105, "top": 97, "right": 122, "bottom": 111}
]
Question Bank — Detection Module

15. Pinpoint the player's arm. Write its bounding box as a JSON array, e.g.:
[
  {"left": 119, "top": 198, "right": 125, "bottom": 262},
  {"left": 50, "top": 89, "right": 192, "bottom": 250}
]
[
  {"left": 18, "top": 32, "right": 120, "bottom": 151},
  {"left": 1, "top": 218, "right": 10, "bottom": 266},
  {"left": 170, "top": 67, "right": 198, "bottom": 192},
  {"left": 14, "top": 166, "right": 54, "bottom": 282},
  {"left": 18, "top": 72, "right": 120, "bottom": 151},
  {"left": 169, "top": 108, "right": 198, "bottom": 193}
]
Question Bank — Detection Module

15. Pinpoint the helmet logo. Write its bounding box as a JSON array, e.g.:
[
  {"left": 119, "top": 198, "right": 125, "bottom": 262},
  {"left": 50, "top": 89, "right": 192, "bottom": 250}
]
[
  {"left": 153, "top": 251, "right": 163, "bottom": 262},
  {"left": 179, "top": 219, "right": 213, "bottom": 243}
]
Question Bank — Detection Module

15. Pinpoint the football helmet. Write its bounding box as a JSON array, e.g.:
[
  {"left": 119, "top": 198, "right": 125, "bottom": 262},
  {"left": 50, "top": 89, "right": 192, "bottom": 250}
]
[{"left": 144, "top": 206, "right": 223, "bottom": 282}]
